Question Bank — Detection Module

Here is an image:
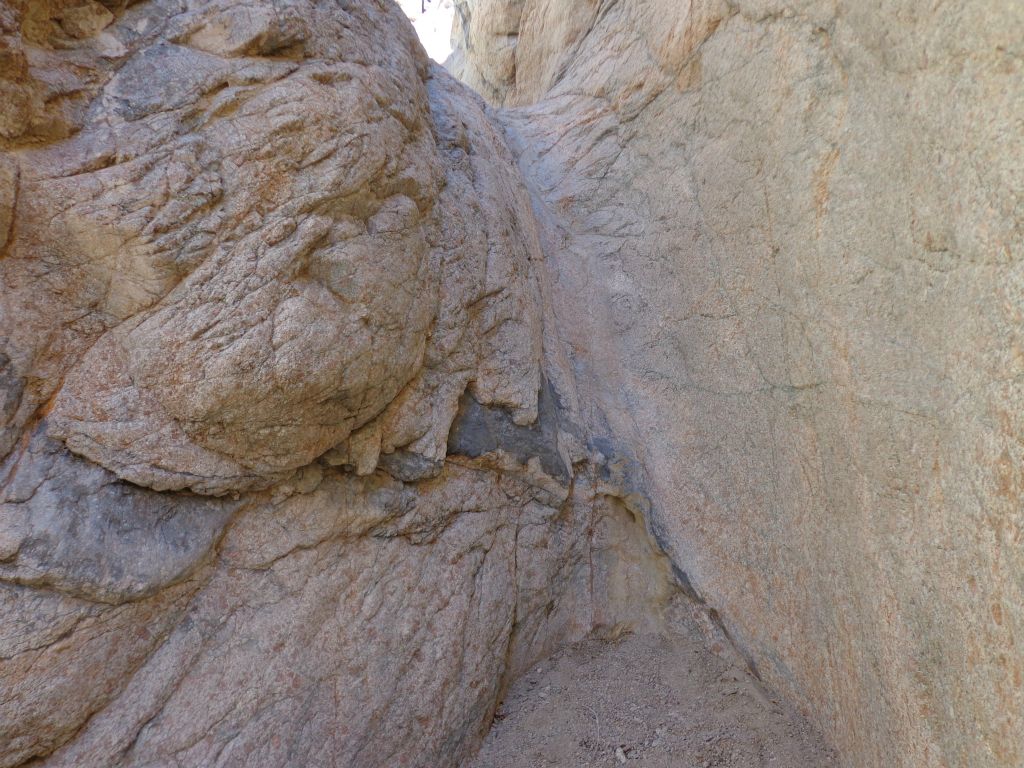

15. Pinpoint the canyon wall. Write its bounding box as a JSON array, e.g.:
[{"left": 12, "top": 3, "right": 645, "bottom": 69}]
[
  {"left": 1, "top": 1, "right": 1020, "bottom": 767},
  {"left": 451, "top": 1, "right": 1024, "bottom": 766},
  {"left": 0, "top": 2, "right": 672, "bottom": 765}
]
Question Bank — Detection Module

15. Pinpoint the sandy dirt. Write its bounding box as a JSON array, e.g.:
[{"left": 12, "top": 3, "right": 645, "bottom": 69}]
[{"left": 466, "top": 627, "right": 837, "bottom": 768}]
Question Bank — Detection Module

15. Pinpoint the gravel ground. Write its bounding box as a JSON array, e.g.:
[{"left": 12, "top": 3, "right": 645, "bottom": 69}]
[{"left": 466, "top": 627, "right": 837, "bottom": 768}]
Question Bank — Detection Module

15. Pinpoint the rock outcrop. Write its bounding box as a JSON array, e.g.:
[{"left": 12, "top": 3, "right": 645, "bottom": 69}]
[
  {"left": 0, "top": 2, "right": 672, "bottom": 766},
  {"left": 1, "top": 1, "right": 1020, "bottom": 767},
  {"left": 451, "top": 2, "right": 1024, "bottom": 767},
  {"left": 2, "top": 0, "right": 547, "bottom": 495}
]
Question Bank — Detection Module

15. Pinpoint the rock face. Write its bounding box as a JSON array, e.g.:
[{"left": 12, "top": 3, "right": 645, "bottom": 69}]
[
  {"left": 451, "top": 1, "right": 1024, "bottom": 767},
  {"left": 2, "top": 0, "right": 547, "bottom": 495},
  {"left": 0, "top": 2, "right": 672, "bottom": 766},
  {"left": 1, "top": 1, "right": 1020, "bottom": 767}
]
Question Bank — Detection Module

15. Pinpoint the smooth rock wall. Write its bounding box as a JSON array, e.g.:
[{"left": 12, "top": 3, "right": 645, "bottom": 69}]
[{"left": 450, "top": 1, "right": 1024, "bottom": 766}]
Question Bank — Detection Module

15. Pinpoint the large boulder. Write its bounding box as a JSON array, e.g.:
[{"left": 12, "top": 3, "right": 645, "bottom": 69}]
[{"left": 0, "top": 2, "right": 671, "bottom": 766}]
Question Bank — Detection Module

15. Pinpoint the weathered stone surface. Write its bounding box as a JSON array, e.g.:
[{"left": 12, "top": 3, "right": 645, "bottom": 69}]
[
  {"left": 2, "top": 459, "right": 605, "bottom": 768},
  {"left": 0, "top": 2, "right": 676, "bottom": 766},
  {"left": 448, "top": 0, "right": 600, "bottom": 106},
  {"left": 1, "top": 431, "right": 663, "bottom": 766},
  {"left": 447, "top": 0, "right": 524, "bottom": 104},
  {"left": 2, "top": 0, "right": 1019, "bottom": 766},
  {"left": 0, "top": 427, "right": 237, "bottom": 602},
  {"left": 453, "top": 1, "right": 1024, "bottom": 766},
  {"left": 1, "top": 0, "right": 544, "bottom": 496}
]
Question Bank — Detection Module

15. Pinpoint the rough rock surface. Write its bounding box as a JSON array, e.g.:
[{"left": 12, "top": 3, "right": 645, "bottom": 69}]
[
  {"left": 2, "top": 0, "right": 548, "bottom": 495},
  {"left": 1, "top": 1, "right": 1020, "bottom": 767},
  {"left": 0, "top": 1, "right": 673, "bottom": 766},
  {"left": 451, "top": 1, "right": 1024, "bottom": 767}
]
